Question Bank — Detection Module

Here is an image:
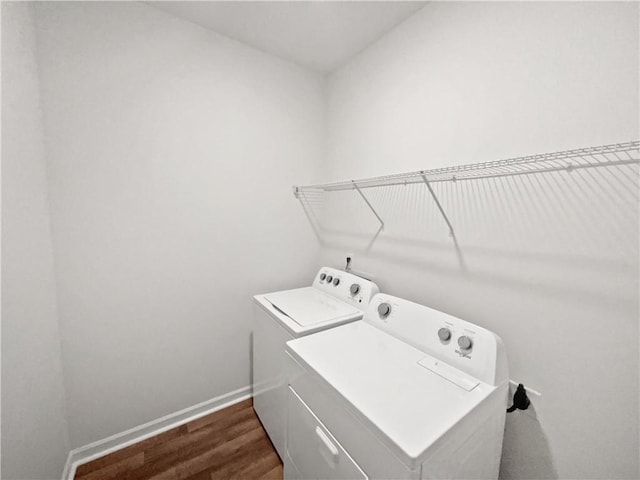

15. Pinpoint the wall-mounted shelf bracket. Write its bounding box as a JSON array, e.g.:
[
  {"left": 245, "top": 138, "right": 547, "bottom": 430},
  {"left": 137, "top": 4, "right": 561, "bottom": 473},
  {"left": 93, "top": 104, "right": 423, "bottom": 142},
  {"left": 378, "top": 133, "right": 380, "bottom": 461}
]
[
  {"left": 421, "top": 172, "right": 456, "bottom": 238},
  {"left": 352, "top": 180, "right": 385, "bottom": 230},
  {"left": 293, "top": 186, "right": 300, "bottom": 198}
]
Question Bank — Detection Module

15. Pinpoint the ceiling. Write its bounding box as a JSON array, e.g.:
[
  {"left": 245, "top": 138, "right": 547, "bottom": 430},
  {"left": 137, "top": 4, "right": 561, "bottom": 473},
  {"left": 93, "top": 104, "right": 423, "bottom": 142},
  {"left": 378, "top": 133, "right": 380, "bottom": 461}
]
[{"left": 147, "top": 1, "right": 427, "bottom": 73}]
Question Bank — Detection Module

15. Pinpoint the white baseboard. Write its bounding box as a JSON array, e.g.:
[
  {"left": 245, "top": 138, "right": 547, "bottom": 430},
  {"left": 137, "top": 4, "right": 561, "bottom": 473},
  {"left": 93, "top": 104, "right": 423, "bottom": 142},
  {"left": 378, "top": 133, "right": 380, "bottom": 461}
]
[{"left": 61, "top": 385, "right": 252, "bottom": 480}]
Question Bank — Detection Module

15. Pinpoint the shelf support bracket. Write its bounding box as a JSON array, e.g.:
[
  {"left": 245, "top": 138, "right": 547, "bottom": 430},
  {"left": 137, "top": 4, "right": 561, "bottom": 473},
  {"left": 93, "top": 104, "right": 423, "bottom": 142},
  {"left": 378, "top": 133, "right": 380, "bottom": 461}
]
[
  {"left": 352, "top": 181, "right": 384, "bottom": 230},
  {"left": 421, "top": 173, "right": 456, "bottom": 238}
]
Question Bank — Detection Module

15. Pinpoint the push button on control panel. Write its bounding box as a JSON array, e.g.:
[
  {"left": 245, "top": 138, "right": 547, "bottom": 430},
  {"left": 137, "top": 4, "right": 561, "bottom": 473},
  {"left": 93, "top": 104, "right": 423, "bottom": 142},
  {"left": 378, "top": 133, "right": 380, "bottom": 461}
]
[
  {"left": 326, "top": 275, "right": 333, "bottom": 283},
  {"left": 320, "top": 273, "right": 326, "bottom": 281},
  {"left": 350, "top": 284, "right": 360, "bottom": 295},
  {"left": 333, "top": 278, "right": 340, "bottom": 286}
]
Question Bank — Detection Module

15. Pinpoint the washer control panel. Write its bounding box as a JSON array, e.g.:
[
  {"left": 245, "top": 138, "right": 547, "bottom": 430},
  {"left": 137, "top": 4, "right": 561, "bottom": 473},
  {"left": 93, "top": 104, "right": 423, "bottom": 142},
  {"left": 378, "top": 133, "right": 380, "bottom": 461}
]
[
  {"left": 313, "top": 267, "right": 379, "bottom": 308},
  {"left": 364, "top": 294, "right": 506, "bottom": 386}
]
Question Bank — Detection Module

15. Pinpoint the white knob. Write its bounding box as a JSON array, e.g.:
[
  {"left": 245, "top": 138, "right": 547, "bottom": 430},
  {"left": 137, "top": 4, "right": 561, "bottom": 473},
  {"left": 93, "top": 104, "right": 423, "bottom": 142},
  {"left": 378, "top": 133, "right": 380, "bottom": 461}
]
[
  {"left": 378, "top": 303, "right": 391, "bottom": 317},
  {"left": 438, "top": 328, "right": 451, "bottom": 342},
  {"left": 458, "top": 336, "right": 473, "bottom": 350},
  {"left": 350, "top": 284, "right": 360, "bottom": 295}
]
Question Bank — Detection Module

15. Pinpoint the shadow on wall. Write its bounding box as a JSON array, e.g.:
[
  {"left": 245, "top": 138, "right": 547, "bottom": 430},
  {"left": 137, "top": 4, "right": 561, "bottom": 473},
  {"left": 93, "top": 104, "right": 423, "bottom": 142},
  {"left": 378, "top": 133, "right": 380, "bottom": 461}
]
[
  {"left": 296, "top": 160, "right": 639, "bottom": 309},
  {"left": 500, "top": 408, "right": 558, "bottom": 480}
]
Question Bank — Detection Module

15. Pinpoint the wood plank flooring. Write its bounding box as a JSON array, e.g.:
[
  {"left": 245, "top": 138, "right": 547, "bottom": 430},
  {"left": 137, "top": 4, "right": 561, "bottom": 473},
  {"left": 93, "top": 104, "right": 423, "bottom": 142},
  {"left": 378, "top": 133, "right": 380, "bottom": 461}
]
[{"left": 74, "top": 399, "right": 283, "bottom": 480}]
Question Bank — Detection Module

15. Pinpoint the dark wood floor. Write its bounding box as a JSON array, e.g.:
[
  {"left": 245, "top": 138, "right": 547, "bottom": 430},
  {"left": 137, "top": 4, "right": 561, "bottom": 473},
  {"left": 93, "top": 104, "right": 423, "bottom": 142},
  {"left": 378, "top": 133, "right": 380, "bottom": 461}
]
[{"left": 74, "top": 399, "right": 283, "bottom": 480}]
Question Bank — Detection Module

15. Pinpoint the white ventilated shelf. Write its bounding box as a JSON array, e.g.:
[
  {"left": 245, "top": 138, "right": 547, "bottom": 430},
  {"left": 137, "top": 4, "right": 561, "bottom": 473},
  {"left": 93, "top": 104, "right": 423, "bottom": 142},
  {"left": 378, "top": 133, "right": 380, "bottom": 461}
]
[
  {"left": 295, "top": 141, "right": 639, "bottom": 192},
  {"left": 293, "top": 141, "right": 640, "bottom": 238}
]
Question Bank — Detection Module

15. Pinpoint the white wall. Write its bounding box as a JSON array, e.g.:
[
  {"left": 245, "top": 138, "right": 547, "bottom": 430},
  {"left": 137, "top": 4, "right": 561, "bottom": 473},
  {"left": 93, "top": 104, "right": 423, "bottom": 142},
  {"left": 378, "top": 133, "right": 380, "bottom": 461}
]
[
  {"left": 32, "top": 1, "right": 325, "bottom": 448},
  {"left": 7, "top": 3, "right": 638, "bottom": 479},
  {"left": 320, "top": 2, "right": 638, "bottom": 479},
  {"left": 1, "top": 3, "right": 71, "bottom": 478}
]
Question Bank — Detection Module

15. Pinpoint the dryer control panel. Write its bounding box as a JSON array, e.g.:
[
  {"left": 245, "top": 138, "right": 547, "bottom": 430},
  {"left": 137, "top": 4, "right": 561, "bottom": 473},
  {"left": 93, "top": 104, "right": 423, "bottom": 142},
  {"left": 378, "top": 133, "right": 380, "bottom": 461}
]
[
  {"left": 364, "top": 294, "right": 508, "bottom": 387},
  {"left": 313, "top": 267, "right": 379, "bottom": 309}
]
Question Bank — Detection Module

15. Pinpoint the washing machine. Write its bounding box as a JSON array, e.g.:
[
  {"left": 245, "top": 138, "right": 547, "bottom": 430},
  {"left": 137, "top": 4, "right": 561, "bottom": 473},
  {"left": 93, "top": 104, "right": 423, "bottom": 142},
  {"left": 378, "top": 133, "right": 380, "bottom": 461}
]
[
  {"left": 252, "top": 267, "right": 379, "bottom": 460},
  {"left": 284, "top": 293, "right": 509, "bottom": 480}
]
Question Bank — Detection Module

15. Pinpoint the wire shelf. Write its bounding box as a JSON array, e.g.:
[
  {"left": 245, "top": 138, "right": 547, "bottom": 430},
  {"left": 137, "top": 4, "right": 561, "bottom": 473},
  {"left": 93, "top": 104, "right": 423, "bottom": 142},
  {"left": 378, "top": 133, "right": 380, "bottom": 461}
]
[
  {"left": 294, "top": 141, "right": 640, "bottom": 193},
  {"left": 292, "top": 141, "right": 639, "bottom": 242}
]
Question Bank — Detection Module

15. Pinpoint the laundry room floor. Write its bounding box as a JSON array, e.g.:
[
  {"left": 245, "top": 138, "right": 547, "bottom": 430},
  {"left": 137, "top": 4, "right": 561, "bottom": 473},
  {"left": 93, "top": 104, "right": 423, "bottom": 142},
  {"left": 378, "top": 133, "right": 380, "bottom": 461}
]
[{"left": 73, "top": 399, "right": 282, "bottom": 480}]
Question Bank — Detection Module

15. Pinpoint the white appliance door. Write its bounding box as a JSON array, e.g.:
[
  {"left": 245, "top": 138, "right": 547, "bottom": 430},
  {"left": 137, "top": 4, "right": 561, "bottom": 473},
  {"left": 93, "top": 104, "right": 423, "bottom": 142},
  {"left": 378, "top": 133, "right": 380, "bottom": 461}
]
[
  {"left": 264, "top": 288, "right": 360, "bottom": 327},
  {"left": 286, "top": 387, "right": 367, "bottom": 480}
]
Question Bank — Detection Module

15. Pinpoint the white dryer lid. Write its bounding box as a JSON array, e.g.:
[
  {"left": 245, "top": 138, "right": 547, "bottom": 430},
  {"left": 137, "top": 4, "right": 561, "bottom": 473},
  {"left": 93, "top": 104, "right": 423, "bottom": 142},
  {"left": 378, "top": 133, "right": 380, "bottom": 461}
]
[
  {"left": 286, "top": 321, "right": 501, "bottom": 468},
  {"left": 264, "top": 287, "right": 361, "bottom": 327}
]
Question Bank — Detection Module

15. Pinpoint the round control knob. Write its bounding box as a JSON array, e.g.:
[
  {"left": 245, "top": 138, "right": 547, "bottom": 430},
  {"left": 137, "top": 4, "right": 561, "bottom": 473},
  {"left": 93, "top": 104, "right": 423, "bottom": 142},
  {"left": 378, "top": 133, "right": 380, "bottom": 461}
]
[
  {"left": 333, "top": 277, "right": 340, "bottom": 286},
  {"left": 350, "top": 283, "right": 360, "bottom": 295},
  {"left": 326, "top": 275, "right": 333, "bottom": 283},
  {"left": 377, "top": 303, "right": 391, "bottom": 318},
  {"left": 437, "top": 328, "right": 451, "bottom": 342},
  {"left": 320, "top": 273, "right": 326, "bottom": 281},
  {"left": 458, "top": 336, "right": 473, "bottom": 350}
]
